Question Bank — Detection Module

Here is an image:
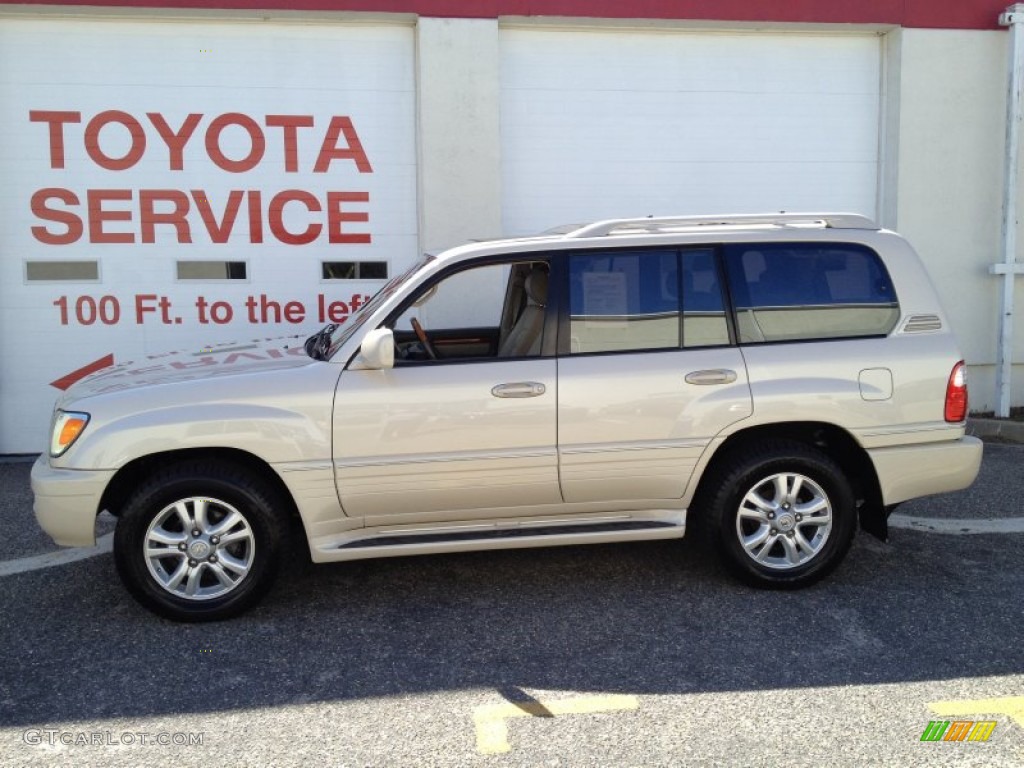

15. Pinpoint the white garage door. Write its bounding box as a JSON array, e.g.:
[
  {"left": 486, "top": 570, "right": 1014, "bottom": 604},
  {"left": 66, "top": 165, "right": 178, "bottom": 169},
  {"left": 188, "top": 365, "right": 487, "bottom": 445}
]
[
  {"left": 501, "top": 28, "right": 881, "bottom": 235},
  {"left": 0, "top": 18, "right": 416, "bottom": 453}
]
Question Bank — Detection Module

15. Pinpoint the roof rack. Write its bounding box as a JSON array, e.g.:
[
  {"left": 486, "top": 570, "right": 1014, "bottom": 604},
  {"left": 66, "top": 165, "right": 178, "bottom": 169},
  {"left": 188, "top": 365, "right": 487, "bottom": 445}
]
[{"left": 564, "top": 213, "right": 879, "bottom": 239}]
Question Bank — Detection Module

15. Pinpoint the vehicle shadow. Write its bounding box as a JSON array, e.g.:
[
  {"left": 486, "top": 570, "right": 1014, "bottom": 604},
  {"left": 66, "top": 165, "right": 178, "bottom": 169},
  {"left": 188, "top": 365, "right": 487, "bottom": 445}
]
[{"left": 1, "top": 515, "right": 1021, "bottom": 727}]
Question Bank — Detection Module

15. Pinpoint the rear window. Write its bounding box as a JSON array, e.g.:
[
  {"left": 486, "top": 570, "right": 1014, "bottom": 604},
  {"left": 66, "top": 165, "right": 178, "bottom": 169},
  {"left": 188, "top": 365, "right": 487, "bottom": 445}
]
[{"left": 724, "top": 243, "right": 899, "bottom": 343}]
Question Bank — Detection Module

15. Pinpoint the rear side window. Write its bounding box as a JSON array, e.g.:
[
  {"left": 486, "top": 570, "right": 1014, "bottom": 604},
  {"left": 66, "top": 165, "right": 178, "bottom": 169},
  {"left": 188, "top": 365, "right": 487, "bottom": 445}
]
[
  {"left": 724, "top": 243, "right": 899, "bottom": 343},
  {"left": 568, "top": 250, "right": 680, "bottom": 353},
  {"left": 682, "top": 249, "right": 730, "bottom": 348}
]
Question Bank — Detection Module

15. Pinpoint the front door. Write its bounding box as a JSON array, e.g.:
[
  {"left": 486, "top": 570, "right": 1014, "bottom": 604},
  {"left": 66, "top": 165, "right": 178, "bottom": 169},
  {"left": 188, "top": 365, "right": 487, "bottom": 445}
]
[{"left": 333, "top": 258, "right": 561, "bottom": 520}]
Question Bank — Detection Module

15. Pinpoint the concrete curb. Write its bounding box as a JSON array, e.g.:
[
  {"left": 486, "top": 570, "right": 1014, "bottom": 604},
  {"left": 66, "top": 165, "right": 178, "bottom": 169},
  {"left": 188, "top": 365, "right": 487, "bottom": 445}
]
[{"left": 967, "top": 417, "right": 1024, "bottom": 443}]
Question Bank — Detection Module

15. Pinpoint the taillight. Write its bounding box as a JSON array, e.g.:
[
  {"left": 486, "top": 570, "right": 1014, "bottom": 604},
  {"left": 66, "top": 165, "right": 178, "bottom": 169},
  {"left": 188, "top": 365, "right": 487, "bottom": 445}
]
[{"left": 944, "top": 361, "right": 968, "bottom": 423}]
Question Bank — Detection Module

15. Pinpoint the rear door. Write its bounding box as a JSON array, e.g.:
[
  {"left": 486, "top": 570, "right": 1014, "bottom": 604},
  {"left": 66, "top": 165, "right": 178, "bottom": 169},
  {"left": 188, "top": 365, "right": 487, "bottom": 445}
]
[{"left": 556, "top": 247, "right": 753, "bottom": 503}]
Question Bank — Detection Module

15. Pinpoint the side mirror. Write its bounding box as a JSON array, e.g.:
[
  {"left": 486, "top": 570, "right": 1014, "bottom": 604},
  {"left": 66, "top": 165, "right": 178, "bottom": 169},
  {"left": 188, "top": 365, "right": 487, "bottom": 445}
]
[{"left": 355, "top": 327, "right": 395, "bottom": 370}]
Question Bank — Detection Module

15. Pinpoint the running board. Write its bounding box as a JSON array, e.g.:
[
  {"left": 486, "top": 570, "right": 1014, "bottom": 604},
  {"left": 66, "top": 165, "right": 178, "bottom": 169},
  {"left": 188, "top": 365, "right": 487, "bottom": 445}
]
[{"left": 310, "top": 514, "right": 686, "bottom": 563}]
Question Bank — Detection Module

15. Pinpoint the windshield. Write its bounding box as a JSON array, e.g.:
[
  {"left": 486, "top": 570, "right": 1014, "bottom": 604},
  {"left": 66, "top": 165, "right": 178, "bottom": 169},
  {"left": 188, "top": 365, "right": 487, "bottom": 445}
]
[{"left": 324, "top": 254, "right": 435, "bottom": 360}]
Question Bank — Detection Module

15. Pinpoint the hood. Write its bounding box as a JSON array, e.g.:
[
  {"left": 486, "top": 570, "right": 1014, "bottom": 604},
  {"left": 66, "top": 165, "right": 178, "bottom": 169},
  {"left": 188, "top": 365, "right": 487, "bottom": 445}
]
[{"left": 60, "top": 335, "right": 316, "bottom": 403}]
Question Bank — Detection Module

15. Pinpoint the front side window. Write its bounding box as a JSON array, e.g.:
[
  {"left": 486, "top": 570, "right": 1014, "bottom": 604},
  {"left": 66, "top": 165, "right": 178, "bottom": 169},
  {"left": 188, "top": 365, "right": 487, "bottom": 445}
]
[
  {"left": 388, "top": 259, "right": 550, "bottom": 362},
  {"left": 568, "top": 250, "right": 680, "bottom": 354},
  {"left": 394, "top": 263, "right": 510, "bottom": 332},
  {"left": 724, "top": 243, "right": 899, "bottom": 343}
]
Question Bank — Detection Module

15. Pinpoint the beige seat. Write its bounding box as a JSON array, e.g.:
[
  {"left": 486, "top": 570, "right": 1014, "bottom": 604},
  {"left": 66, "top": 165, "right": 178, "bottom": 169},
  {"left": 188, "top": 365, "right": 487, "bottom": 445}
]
[{"left": 498, "top": 268, "right": 548, "bottom": 357}]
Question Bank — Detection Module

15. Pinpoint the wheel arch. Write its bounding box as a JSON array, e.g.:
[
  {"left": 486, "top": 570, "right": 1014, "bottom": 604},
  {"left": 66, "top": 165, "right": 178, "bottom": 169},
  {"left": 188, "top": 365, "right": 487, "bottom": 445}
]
[
  {"left": 99, "top": 447, "right": 300, "bottom": 523},
  {"left": 690, "top": 421, "right": 888, "bottom": 541}
]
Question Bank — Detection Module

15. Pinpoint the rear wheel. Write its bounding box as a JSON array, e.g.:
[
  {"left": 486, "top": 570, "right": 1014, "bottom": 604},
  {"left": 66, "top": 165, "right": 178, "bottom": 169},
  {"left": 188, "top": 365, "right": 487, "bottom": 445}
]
[
  {"left": 114, "top": 462, "right": 287, "bottom": 621},
  {"left": 698, "top": 441, "right": 856, "bottom": 588}
]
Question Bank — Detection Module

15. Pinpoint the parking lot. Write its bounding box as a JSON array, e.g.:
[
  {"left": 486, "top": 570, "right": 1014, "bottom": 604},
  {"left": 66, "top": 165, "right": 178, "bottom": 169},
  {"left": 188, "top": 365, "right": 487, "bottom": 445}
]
[{"left": 1, "top": 442, "right": 1022, "bottom": 767}]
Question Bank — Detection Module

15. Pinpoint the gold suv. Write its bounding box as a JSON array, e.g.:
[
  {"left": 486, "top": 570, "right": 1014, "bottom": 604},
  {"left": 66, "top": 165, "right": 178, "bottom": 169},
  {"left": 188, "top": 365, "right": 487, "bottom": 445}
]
[{"left": 33, "top": 213, "right": 983, "bottom": 621}]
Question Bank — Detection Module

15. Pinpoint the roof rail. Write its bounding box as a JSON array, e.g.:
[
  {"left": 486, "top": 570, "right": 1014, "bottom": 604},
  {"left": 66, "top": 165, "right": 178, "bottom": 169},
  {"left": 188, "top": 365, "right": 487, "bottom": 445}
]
[{"left": 565, "top": 213, "right": 879, "bottom": 239}]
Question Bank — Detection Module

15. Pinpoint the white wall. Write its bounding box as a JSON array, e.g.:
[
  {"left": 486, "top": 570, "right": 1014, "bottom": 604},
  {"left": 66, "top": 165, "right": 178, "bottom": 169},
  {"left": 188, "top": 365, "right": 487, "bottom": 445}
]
[
  {"left": 414, "top": 17, "right": 504, "bottom": 328},
  {"left": 416, "top": 17, "right": 502, "bottom": 253},
  {"left": 892, "top": 28, "right": 1017, "bottom": 412},
  {"left": 499, "top": 27, "right": 881, "bottom": 235},
  {"left": 1, "top": 11, "right": 1021, "bottom": 452},
  {"left": 0, "top": 15, "right": 417, "bottom": 452}
]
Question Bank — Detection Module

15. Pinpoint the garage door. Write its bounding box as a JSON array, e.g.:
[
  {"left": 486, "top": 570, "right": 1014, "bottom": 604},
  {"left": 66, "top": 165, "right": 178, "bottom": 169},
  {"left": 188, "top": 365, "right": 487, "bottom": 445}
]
[
  {"left": 0, "top": 18, "right": 416, "bottom": 453},
  {"left": 500, "top": 28, "right": 881, "bottom": 234}
]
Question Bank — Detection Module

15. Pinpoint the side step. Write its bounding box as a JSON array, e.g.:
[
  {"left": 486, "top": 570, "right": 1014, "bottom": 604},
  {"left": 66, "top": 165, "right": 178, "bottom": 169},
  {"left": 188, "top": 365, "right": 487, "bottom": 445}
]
[{"left": 311, "top": 515, "right": 686, "bottom": 563}]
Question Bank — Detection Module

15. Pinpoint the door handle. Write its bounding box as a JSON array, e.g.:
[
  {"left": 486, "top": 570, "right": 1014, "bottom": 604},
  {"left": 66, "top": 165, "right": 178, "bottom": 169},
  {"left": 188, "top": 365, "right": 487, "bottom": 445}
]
[
  {"left": 684, "top": 369, "right": 738, "bottom": 386},
  {"left": 491, "top": 382, "right": 546, "bottom": 398}
]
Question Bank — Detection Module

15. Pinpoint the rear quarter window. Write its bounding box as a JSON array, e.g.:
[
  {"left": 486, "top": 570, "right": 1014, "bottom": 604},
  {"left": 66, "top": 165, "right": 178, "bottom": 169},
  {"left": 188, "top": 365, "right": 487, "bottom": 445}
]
[{"left": 724, "top": 243, "right": 899, "bottom": 343}]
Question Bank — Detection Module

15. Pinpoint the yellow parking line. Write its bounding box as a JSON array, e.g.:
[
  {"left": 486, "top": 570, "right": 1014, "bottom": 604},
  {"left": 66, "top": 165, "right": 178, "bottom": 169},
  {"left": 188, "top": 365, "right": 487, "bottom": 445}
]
[
  {"left": 930, "top": 696, "right": 1024, "bottom": 727},
  {"left": 474, "top": 693, "right": 639, "bottom": 755}
]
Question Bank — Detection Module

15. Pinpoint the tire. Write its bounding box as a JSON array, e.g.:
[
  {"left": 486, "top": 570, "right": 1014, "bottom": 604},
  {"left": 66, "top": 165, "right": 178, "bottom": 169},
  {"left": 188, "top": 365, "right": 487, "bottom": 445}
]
[
  {"left": 697, "top": 440, "right": 856, "bottom": 589},
  {"left": 114, "top": 461, "right": 288, "bottom": 622}
]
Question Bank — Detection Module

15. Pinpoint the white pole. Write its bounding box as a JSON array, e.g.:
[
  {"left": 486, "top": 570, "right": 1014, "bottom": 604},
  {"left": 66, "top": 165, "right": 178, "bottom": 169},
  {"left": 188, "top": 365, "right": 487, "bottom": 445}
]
[{"left": 995, "top": 5, "right": 1024, "bottom": 417}]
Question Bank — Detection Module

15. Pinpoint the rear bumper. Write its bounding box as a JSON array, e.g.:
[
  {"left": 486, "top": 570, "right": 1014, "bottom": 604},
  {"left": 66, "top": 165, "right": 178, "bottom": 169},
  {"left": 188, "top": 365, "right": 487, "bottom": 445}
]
[
  {"left": 31, "top": 455, "right": 115, "bottom": 547},
  {"left": 867, "top": 436, "right": 983, "bottom": 506}
]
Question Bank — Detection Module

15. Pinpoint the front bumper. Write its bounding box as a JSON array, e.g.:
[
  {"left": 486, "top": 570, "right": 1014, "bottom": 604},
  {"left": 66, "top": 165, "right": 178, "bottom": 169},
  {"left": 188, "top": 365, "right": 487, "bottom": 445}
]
[
  {"left": 31, "top": 455, "right": 115, "bottom": 547},
  {"left": 867, "top": 435, "right": 984, "bottom": 506}
]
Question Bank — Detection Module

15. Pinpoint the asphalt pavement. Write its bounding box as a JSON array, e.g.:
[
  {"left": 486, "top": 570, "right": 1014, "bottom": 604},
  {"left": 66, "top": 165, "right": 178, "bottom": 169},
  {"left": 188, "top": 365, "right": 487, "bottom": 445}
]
[{"left": 1, "top": 444, "right": 1022, "bottom": 767}]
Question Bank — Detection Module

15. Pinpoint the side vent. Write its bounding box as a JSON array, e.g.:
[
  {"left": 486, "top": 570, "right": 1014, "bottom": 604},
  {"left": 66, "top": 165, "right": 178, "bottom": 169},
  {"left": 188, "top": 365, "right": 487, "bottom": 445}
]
[{"left": 901, "top": 314, "right": 942, "bottom": 333}]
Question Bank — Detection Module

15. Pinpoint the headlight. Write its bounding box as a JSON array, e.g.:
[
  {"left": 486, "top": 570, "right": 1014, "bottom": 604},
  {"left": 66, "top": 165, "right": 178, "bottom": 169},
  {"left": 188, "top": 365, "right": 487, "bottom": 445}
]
[{"left": 50, "top": 410, "right": 90, "bottom": 457}]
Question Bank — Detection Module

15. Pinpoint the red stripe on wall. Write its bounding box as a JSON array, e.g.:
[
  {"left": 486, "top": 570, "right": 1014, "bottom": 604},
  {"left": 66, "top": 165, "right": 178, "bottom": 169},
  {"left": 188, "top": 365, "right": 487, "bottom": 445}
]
[{"left": 0, "top": 0, "right": 1010, "bottom": 30}]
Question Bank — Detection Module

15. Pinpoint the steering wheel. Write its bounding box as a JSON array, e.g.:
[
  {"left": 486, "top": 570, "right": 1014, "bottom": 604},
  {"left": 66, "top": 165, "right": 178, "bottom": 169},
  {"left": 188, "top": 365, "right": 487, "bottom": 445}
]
[{"left": 410, "top": 317, "right": 438, "bottom": 360}]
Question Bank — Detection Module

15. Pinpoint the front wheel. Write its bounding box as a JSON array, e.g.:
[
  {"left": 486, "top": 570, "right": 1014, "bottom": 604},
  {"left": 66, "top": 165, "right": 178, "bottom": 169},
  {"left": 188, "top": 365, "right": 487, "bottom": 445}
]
[
  {"left": 698, "top": 442, "right": 856, "bottom": 589},
  {"left": 114, "top": 462, "right": 287, "bottom": 621}
]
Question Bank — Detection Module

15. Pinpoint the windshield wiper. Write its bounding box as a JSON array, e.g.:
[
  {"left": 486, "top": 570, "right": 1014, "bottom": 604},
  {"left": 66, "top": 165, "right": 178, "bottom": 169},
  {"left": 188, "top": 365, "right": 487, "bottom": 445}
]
[{"left": 304, "top": 324, "right": 337, "bottom": 360}]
